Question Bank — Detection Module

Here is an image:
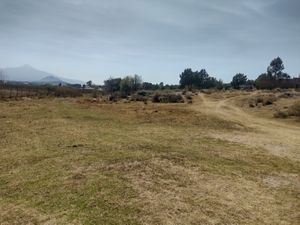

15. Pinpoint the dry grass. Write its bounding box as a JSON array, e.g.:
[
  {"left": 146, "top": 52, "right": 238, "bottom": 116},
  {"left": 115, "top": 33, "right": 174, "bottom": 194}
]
[{"left": 0, "top": 93, "right": 300, "bottom": 224}]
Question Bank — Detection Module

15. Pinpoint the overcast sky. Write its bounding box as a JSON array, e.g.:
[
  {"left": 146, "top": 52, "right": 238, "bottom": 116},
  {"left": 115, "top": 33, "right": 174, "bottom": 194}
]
[{"left": 0, "top": 0, "right": 299, "bottom": 84}]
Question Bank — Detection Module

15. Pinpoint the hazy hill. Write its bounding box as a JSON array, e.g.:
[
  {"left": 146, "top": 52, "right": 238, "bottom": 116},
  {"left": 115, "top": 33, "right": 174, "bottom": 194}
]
[
  {"left": 2, "top": 65, "right": 84, "bottom": 85},
  {"left": 38, "top": 76, "right": 67, "bottom": 85}
]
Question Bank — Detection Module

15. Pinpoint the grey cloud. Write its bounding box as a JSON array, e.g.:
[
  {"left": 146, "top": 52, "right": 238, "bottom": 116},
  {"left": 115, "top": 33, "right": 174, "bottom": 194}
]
[{"left": 0, "top": 0, "right": 299, "bottom": 83}]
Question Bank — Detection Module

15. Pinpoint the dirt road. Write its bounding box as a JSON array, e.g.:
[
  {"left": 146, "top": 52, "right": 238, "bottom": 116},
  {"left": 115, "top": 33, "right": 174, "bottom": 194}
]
[{"left": 192, "top": 93, "right": 300, "bottom": 160}]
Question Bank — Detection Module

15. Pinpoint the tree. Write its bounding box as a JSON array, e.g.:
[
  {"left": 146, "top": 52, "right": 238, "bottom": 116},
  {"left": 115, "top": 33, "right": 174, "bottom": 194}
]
[
  {"left": 142, "top": 82, "right": 159, "bottom": 90},
  {"left": 231, "top": 73, "right": 247, "bottom": 89},
  {"left": 197, "top": 69, "right": 210, "bottom": 88},
  {"left": 159, "top": 82, "right": 164, "bottom": 89},
  {"left": 132, "top": 74, "right": 142, "bottom": 91},
  {"left": 104, "top": 77, "right": 121, "bottom": 94},
  {"left": 120, "top": 76, "right": 135, "bottom": 97},
  {"left": 0, "top": 69, "right": 6, "bottom": 85},
  {"left": 267, "top": 57, "right": 290, "bottom": 79},
  {"left": 86, "top": 80, "right": 93, "bottom": 87},
  {"left": 203, "top": 77, "right": 223, "bottom": 89},
  {"left": 179, "top": 68, "right": 194, "bottom": 89},
  {"left": 179, "top": 68, "right": 222, "bottom": 89}
]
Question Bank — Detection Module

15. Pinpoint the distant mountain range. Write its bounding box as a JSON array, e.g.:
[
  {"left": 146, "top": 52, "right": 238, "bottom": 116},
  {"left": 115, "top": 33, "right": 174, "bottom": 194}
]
[{"left": 1, "top": 65, "right": 85, "bottom": 85}]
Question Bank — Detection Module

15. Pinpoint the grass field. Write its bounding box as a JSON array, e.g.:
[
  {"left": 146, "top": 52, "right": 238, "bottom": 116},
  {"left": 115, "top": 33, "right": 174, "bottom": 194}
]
[{"left": 0, "top": 91, "right": 299, "bottom": 224}]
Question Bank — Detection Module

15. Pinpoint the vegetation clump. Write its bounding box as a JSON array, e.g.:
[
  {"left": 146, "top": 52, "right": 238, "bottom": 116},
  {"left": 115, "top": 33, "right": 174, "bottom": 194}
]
[
  {"left": 152, "top": 92, "right": 184, "bottom": 103},
  {"left": 53, "top": 87, "right": 82, "bottom": 97},
  {"left": 274, "top": 110, "right": 289, "bottom": 119},
  {"left": 288, "top": 102, "right": 300, "bottom": 118},
  {"left": 249, "top": 94, "right": 277, "bottom": 107}
]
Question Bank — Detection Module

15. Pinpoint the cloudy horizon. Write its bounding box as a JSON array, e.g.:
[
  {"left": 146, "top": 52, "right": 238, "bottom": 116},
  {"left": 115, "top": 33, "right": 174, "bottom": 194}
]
[{"left": 0, "top": 0, "right": 299, "bottom": 84}]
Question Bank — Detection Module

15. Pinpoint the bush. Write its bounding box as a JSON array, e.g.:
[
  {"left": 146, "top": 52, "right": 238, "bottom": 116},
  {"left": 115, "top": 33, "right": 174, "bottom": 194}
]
[
  {"left": 131, "top": 94, "right": 148, "bottom": 102},
  {"left": 136, "top": 90, "right": 152, "bottom": 97},
  {"left": 152, "top": 92, "right": 184, "bottom": 103},
  {"left": 107, "top": 92, "right": 121, "bottom": 102},
  {"left": 254, "top": 95, "right": 277, "bottom": 106},
  {"left": 186, "top": 94, "right": 193, "bottom": 100},
  {"left": 54, "top": 87, "right": 82, "bottom": 97},
  {"left": 274, "top": 110, "right": 289, "bottom": 119},
  {"left": 279, "top": 92, "right": 294, "bottom": 99},
  {"left": 255, "top": 96, "right": 264, "bottom": 104},
  {"left": 288, "top": 102, "right": 300, "bottom": 118},
  {"left": 263, "top": 96, "right": 277, "bottom": 106}
]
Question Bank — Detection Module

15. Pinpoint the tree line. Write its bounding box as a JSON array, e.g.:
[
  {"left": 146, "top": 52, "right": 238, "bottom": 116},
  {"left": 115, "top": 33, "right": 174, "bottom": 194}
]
[
  {"left": 101, "top": 57, "right": 298, "bottom": 96},
  {"left": 1, "top": 57, "right": 298, "bottom": 99},
  {"left": 179, "top": 57, "right": 299, "bottom": 90},
  {"left": 102, "top": 75, "right": 179, "bottom": 97}
]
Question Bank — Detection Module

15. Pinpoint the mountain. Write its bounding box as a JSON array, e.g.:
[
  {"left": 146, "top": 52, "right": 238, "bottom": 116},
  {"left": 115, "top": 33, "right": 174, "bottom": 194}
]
[
  {"left": 38, "top": 76, "right": 66, "bottom": 85},
  {"left": 2, "top": 65, "right": 84, "bottom": 85}
]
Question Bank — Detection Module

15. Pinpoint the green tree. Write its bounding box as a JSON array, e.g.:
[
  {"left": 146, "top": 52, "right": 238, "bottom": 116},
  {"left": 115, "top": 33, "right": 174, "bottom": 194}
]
[
  {"left": 179, "top": 68, "right": 221, "bottom": 89},
  {"left": 197, "top": 69, "right": 210, "bottom": 88},
  {"left": 86, "top": 80, "right": 93, "bottom": 87},
  {"left": 142, "top": 82, "right": 159, "bottom": 90},
  {"left": 120, "top": 76, "right": 135, "bottom": 97},
  {"left": 179, "top": 69, "right": 194, "bottom": 89},
  {"left": 231, "top": 73, "right": 248, "bottom": 89},
  {"left": 133, "top": 75, "right": 142, "bottom": 91},
  {"left": 267, "top": 57, "right": 290, "bottom": 79},
  {"left": 104, "top": 77, "right": 121, "bottom": 94},
  {"left": 0, "top": 69, "right": 5, "bottom": 85}
]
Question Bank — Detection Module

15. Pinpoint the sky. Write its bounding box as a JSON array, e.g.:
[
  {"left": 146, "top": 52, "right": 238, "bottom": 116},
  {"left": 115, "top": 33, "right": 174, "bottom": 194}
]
[{"left": 0, "top": 0, "right": 299, "bottom": 84}]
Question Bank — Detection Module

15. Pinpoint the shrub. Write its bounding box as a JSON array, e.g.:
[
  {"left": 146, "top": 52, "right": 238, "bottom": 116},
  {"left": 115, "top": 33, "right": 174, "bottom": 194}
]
[
  {"left": 288, "top": 102, "right": 300, "bottom": 118},
  {"left": 263, "top": 96, "right": 277, "bottom": 106},
  {"left": 254, "top": 94, "right": 277, "bottom": 106},
  {"left": 249, "top": 103, "right": 255, "bottom": 108},
  {"left": 54, "top": 87, "right": 82, "bottom": 97},
  {"left": 274, "top": 110, "right": 289, "bottom": 119},
  {"left": 131, "top": 94, "right": 148, "bottom": 102},
  {"left": 279, "top": 92, "right": 294, "bottom": 99},
  {"left": 186, "top": 94, "right": 193, "bottom": 100},
  {"left": 152, "top": 92, "right": 184, "bottom": 103},
  {"left": 107, "top": 93, "right": 120, "bottom": 102},
  {"left": 136, "top": 90, "right": 152, "bottom": 97},
  {"left": 92, "top": 90, "right": 99, "bottom": 98}
]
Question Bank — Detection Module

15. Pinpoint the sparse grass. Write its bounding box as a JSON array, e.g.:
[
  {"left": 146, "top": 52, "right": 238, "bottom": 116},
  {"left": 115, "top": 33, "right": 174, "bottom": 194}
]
[{"left": 0, "top": 95, "right": 300, "bottom": 224}]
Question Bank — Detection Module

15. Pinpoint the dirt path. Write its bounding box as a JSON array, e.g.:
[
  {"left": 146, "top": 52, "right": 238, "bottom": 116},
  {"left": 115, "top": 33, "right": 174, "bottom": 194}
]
[{"left": 192, "top": 93, "right": 300, "bottom": 161}]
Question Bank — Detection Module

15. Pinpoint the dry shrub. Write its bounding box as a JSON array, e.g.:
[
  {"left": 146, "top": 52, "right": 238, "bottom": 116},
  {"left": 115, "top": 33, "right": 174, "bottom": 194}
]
[
  {"left": 249, "top": 103, "right": 255, "bottom": 108},
  {"left": 278, "top": 92, "right": 295, "bottom": 99},
  {"left": 274, "top": 110, "right": 289, "bottom": 119},
  {"left": 263, "top": 95, "right": 277, "bottom": 106},
  {"left": 185, "top": 94, "right": 193, "bottom": 104},
  {"left": 131, "top": 94, "right": 147, "bottom": 102},
  {"left": 152, "top": 92, "right": 184, "bottom": 103},
  {"left": 288, "top": 102, "right": 300, "bottom": 118},
  {"left": 255, "top": 96, "right": 264, "bottom": 104},
  {"left": 201, "top": 89, "right": 213, "bottom": 94},
  {"left": 250, "top": 94, "right": 277, "bottom": 107},
  {"left": 131, "top": 91, "right": 152, "bottom": 102},
  {"left": 54, "top": 87, "right": 82, "bottom": 97},
  {"left": 186, "top": 94, "right": 193, "bottom": 100}
]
